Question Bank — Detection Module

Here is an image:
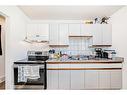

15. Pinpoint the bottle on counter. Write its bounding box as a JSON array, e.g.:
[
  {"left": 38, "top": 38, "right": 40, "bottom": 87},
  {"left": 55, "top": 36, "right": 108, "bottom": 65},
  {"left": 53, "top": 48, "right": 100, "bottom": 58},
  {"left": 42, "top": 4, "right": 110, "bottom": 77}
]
[
  {"left": 111, "top": 51, "right": 116, "bottom": 59},
  {"left": 108, "top": 53, "right": 112, "bottom": 59}
]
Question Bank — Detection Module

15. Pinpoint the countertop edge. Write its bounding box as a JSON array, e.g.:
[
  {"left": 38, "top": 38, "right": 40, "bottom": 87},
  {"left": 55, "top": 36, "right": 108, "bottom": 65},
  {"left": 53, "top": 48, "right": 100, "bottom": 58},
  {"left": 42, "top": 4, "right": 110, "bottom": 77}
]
[{"left": 47, "top": 57, "right": 124, "bottom": 64}]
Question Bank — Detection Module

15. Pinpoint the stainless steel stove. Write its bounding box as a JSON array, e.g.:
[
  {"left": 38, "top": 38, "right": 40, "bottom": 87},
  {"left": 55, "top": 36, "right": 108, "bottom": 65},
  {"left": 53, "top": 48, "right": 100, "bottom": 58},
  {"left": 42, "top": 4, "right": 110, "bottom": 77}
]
[{"left": 14, "top": 51, "right": 49, "bottom": 90}]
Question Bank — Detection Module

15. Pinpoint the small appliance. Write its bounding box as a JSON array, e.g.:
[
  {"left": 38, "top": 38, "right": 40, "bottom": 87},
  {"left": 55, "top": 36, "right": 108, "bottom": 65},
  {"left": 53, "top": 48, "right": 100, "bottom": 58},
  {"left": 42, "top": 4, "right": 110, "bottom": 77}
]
[
  {"left": 95, "top": 48, "right": 109, "bottom": 59},
  {"left": 95, "top": 48, "right": 103, "bottom": 58}
]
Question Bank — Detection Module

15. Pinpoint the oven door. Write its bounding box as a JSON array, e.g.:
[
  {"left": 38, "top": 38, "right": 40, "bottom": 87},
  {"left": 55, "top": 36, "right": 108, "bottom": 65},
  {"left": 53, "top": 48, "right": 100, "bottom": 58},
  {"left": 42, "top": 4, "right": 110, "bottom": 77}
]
[
  {"left": 14, "top": 64, "right": 47, "bottom": 85},
  {"left": 14, "top": 68, "right": 44, "bottom": 85}
]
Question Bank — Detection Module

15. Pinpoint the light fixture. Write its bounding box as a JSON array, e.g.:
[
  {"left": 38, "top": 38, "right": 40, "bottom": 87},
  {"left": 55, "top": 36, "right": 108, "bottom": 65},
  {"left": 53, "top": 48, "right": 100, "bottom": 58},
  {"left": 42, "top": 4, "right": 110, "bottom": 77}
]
[{"left": 23, "top": 34, "right": 49, "bottom": 44}]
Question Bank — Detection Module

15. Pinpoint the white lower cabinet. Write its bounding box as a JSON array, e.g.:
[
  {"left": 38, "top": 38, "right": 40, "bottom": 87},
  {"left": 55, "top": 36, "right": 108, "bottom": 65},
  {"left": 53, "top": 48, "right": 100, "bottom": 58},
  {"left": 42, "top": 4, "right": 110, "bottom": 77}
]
[
  {"left": 47, "top": 70, "right": 59, "bottom": 89},
  {"left": 59, "top": 70, "right": 71, "bottom": 90},
  {"left": 99, "top": 70, "right": 111, "bottom": 89},
  {"left": 110, "top": 70, "right": 122, "bottom": 89},
  {"left": 84, "top": 70, "right": 122, "bottom": 90},
  {"left": 85, "top": 70, "right": 99, "bottom": 89},
  {"left": 70, "top": 70, "right": 85, "bottom": 90},
  {"left": 47, "top": 67, "right": 122, "bottom": 90}
]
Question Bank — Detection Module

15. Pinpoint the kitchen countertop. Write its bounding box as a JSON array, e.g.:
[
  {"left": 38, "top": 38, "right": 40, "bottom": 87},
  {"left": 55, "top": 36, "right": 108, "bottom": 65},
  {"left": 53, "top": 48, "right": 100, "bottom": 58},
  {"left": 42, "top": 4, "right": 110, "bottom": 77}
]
[
  {"left": 14, "top": 57, "right": 124, "bottom": 64},
  {"left": 47, "top": 57, "right": 124, "bottom": 64}
]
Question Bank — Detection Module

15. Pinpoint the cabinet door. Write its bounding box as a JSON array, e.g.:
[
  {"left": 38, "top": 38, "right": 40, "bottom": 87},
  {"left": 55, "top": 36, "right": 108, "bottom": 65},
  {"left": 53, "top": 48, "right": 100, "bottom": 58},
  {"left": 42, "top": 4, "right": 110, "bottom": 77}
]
[
  {"left": 69, "top": 24, "right": 81, "bottom": 36},
  {"left": 38, "top": 24, "right": 49, "bottom": 40},
  {"left": 110, "top": 70, "right": 122, "bottom": 89},
  {"left": 49, "top": 24, "right": 59, "bottom": 45},
  {"left": 99, "top": 70, "right": 110, "bottom": 89},
  {"left": 80, "top": 24, "right": 93, "bottom": 36},
  {"left": 92, "top": 24, "right": 102, "bottom": 45},
  {"left": 102, "top": 24, "right": 112, "bottom": 45},
  {"left": 47, "top": 70, "right": 59, "bottom": 89},
  {"left": 59, "top": 24, "right": 69, "bottom": 45},
  {"left": 27, "top": 23, "right": 49, "bottom": 41},
  {"left": 71, "top": 70, "right": 84, "bottom": 90},
  {"left": 85, "top": 70, "right": 99, "bottom": 89},
  {"left": 59, "top": 70, "right": 70, "bottom": 89},
  {"left": 38, "top": 24, "right": 49, "bottom": 36},
  {"left": 27, "top": 23, "right": 38, "bottom": 40}
]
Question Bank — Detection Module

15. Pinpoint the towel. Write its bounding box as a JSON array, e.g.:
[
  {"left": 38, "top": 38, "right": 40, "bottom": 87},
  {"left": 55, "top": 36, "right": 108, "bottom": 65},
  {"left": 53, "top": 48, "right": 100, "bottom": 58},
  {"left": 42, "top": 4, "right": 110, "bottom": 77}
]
[
  {"left": 18, "top": 66, "right": 28, "bottom": 82},
  {"left": 18, "top": 65, "right": 40, "bottom": 82},
  {"left": 23, "top": 66, "right": 31, "bottom": 77},
  {"left": 27, "top": 66, "right": 40, "bottom": 80}
]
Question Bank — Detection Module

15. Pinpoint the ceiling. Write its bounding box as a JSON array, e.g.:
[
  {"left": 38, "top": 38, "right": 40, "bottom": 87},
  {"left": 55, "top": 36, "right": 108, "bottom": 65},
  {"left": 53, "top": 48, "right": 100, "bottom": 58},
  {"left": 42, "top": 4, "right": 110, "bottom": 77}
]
[{"left": 19, "top": 6, "right": 123, "bottom": 20}]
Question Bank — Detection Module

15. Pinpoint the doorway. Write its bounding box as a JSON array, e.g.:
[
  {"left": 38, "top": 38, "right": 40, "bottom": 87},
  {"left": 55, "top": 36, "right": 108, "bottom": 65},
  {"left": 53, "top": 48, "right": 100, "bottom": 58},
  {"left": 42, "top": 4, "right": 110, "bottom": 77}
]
[{"left": 0, "top": 15, "right": 5, "bottom": 89}]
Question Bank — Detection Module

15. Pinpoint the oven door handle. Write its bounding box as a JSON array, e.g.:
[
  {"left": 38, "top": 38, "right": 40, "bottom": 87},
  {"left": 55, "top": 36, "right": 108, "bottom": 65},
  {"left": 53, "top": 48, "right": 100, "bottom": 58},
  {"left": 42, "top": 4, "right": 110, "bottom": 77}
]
[{"left": 13, "top": 65, "right": 44, "bottom": 69}]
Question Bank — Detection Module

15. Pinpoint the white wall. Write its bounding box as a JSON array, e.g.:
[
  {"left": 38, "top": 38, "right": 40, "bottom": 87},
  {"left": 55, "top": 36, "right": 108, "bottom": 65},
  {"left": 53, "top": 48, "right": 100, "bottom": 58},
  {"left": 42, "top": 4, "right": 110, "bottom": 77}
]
[
  {"left": 0, "top": 6, "right": 30, "bottom": 89},
  {"left": 111, "top": 6, "right": 127, "bottom": 89},
  {"left": 0, "top": 16, "right": 5, "bottom": 83}
]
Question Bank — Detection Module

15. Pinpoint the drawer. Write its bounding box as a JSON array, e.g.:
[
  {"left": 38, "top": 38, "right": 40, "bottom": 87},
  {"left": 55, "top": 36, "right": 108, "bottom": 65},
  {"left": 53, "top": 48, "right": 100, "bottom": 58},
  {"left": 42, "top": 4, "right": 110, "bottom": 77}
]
[
  {"left": 47, "top": 64, "right": 59, "bottom": 68},
  {"left": 84, "top": 64, "right": 122, "bottom": 68}
]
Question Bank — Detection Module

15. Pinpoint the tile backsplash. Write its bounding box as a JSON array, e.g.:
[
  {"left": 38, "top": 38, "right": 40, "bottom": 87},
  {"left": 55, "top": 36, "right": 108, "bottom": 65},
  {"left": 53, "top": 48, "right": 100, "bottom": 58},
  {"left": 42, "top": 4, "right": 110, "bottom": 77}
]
[
  {"left": 68, "top": 37, "right": 92, "bottom": 51},
  {"left": 52, "top": 37, "right": 93, "bottom": 55}
]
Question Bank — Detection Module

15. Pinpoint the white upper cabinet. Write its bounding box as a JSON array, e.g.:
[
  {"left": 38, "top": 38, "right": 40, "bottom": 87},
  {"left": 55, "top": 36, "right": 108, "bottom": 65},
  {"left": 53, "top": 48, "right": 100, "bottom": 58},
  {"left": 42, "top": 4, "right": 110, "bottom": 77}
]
[
  {"left": 69, "top": 23, "right": 112, "bottom": 46},
  {"left": 92, "top": 24, "right": 103, "bottom": 45},
  {"left": 37, "top": 24, "right": 49, "bottom": 36},
  {"left": 49, "top": 24, "right": 59, "bottom": 45},
  {"left": 92, "top": 24, "right": 112, "bottom": 46},
  {"left": 26, "top": 23, "right": 49, "bottom": 41},
  {"left": 102, "top": 24, "right": 112, "bottom": 45},
  {"left": 69, "top": 24, "right": 81, "bottom": 36},
  {"left": 59, "top": 24, "right": 69, "bottom": 45},
  {"left": 49, "top": 23, "right": 69, "bottom": 45},
  {"left": 27, "top": 23, "right": 38, "bottom": 40},
  {"left": 80, "top": 24, "right": 93, "bottom": 36},
  {"left": 27, "top": 23, "right": 111, "bottom": 45}
]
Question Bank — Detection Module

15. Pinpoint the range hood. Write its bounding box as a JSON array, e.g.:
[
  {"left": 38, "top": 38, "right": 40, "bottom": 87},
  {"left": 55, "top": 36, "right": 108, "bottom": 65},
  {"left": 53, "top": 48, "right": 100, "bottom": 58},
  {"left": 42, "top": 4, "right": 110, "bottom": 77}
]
[{"left": 23, "top": 35, "right": 49, "bottom": 43}]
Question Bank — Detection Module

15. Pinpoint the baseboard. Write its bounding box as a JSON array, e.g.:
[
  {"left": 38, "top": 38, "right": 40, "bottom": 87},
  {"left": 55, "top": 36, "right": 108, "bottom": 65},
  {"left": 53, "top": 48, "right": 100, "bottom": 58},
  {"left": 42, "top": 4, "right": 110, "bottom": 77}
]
[{"left": 0, "top": 75, "right": 5, "bottom": 83}]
